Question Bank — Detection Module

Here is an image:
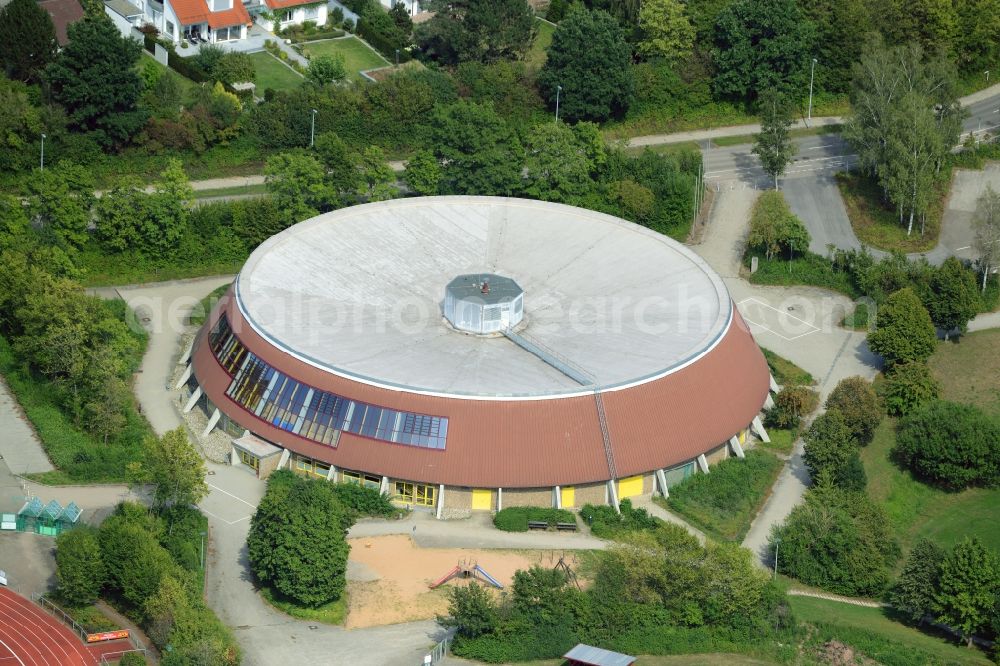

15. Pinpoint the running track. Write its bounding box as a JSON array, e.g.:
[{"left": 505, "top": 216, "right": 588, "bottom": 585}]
[{"left": 0, "top": 587, "right": 129, "bottom": 665}]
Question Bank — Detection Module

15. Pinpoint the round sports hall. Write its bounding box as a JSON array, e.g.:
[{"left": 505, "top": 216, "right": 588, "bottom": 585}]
[{"left": 183, "top": 196, "right": 772, "bottom": 515}]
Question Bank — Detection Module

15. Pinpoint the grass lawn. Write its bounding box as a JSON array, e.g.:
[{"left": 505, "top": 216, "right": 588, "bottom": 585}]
[
  {"left": 710, "top": 124, "right": 843, "bottom": 148},
  {"left": 302, "top": 36, "right": 389, "bottom": 81},
  {"left": 761, "top": 349, "right": 814, "bottom": 387},
  {"left": 137, "top": 51, "right": 201, "bottom": 101},
  {"left": 835, "top": 171, "right": 947, "bottom": 253},
  {"left": 862, "top": 419, "right": 1000, "bottom": 556},
  {"left": 788, "top": 595, "right": 992, "bottom": 665},
  {"left": 758, "top": 427, "right": 796, "bottom": 455},
  {"left": 248, "top": 51, "right": 303, "bottom": 92},
  {"left": 259, "top": 585, "right": 347, "bottom": 624},
  {"left": 928, "top": 328, "right": 1000, "bottom": 417},
  {"left": 664, "top": 449, "right": 784, "bottom": 542},
  {"left": 187, "top": 282, "right": 232, "bottom": 326},
  {"left": 525, "top": 18, "right": 555, "bottom": 69}
]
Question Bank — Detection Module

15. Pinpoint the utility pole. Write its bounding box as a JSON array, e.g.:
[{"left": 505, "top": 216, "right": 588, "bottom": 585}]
[
  {"left": 807, "top": 58, "right": 818, "bottom": 124},
  {"left": 555, "top": 85, "right": 562, "bottom": 122},
  {"left": 773, "top": 537, "right": 781, "bottom": 579},
  {"left": 310, "top": 108, "right": 317, "bottom": 148}
]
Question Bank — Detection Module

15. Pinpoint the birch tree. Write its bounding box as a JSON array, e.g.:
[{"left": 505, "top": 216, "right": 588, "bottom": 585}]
[{"left": 973, "top": 185, "right": 1000, "bottom": 291}]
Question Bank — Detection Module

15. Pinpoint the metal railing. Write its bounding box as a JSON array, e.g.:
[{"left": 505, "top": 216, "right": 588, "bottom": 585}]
[
  {"left": 427, "top": 634, "right": 452, "bottom": 664},
  {"left": 100, "top": 648, "right": 148, "bottom": 665},
  {"left": 32, "top": 594, "right": 89, "bottom": 644}
]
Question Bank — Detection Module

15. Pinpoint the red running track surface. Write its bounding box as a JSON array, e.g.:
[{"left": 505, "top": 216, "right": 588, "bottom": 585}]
[{"left": 0, "top": 587, "right": 130, "bottom": 666}]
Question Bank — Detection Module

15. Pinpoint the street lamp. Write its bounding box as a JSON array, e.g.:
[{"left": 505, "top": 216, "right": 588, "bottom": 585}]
[
  {"left": 555, "top": 85, "right": 562, "bottom": 123},
  {"left": 807, "top": 58, "right": 818, "bottom": 124},
  {"left": 40, "top": 133, "right": 46, "bottom": 171},
  {"left": 987, "top": 70, "right": 991, "bottom": 83},
  {"left": 310, "top": 108, "right": 317, "bottom": 148},
  {"left": 773, "top": 536, "right": 781, "bottom": 579},
  {"left": 395, "top": 48, "right": 399, "bottom": 66},
  {"left": 200, "top": 530, "right": 207, "bottom": 569}
]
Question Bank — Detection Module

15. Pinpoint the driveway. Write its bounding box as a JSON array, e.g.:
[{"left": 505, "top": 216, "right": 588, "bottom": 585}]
[
  {"left": 687, "top": 187, "right": 879, "bottom": 565},
  {"left": 782, "top": 173, "right": 860, "bottom": 256}
]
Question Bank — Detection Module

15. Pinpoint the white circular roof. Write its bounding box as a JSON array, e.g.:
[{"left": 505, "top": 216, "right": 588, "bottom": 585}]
[{"left": 235, "top": 196, "right": 731, "bottom": 398}]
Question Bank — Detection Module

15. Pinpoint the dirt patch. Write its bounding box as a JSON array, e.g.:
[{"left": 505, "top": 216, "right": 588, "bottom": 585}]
[{"left": 344, "top": 535, "right": 576, "bottom": 628}]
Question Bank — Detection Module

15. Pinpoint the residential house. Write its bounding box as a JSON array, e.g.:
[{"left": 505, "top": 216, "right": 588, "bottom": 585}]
[
  {"left": 104, "top": 0, "right": 251, "bottom": 44},
  {"left": 38, "top": 0, "right": 85, "bottom": 45},
  {"left": 253, "top": 0, "right": 326, "bottom": 31}
]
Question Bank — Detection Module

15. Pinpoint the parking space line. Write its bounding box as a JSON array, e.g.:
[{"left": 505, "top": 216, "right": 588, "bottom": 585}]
[
  {"left": 201, "top": 507, "right": 254, "bottom": 526},
  {"left": 208, "top": 483, "right": 258, "bottom": 509}
]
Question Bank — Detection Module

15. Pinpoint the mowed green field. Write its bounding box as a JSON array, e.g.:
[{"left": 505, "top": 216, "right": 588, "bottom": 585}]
[
  {"left": 525, "top": 18, "right": 555, "bottom": 69},
  {"left": 863, "top": 329, "right": 1000, "bottom": 557},
  {"left": 302, "top": 36, "right": 389, "bottom": 81},
  {"left": 788, "top": 596, "right": 992, "bottom": 665},
  {"left": 248, "top": 51, "right": 303, "bottom": 92}
]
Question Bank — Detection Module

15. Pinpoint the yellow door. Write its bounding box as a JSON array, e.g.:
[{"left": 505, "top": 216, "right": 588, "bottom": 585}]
[
  {"left": 471, "top": 488, "right": 492, "bottom": 510},
  {"left": 739, "top": 428, "right": 747, "bottom": 444},
  {"left": 617, "top": 475, "right": 643, "bottom": 498},
  {"left": 560, "top": 486, "right": 575, "bottom": 508}
]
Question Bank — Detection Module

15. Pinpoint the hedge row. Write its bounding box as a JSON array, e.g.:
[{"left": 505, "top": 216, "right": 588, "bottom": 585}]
[{"left": 493, "top": 507, "right": 575, "bottom": 532}]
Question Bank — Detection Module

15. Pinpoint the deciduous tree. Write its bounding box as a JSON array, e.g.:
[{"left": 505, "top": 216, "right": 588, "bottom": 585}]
[
  {"left": 824, "top": 376, "right": 881, "bottom": 445},
  {"left": 752, "top": 89, "right": 795, "bottom": 188},
  {"left": 972, "top": 185, "right": 1000, "bottom": 292},
  {"left": 867, "top": 287, "right": 937, "bottom": 369},
  {"left": 926, "top": 256, "right": 980, "bottom": 337},
  {"left": 403, "top": 150, "right": 442, "bottom": 196},
  {"left": 440, "top": 582, "right": 499, "bottom": 638},
  {"left": 711, "top": 0, "right": 815, "bottom": 102},
  {"left": 537, "top": 6, "right": 634, "bottom": 122},
  {"left": 306, "top": 53, "right": 347, "bottom": 87},
  {"left": 523, "top": 122, "right": 593, "bottom": 203},
  {"left": 26, "top": 161, "right": 95, "bottom": 249},
  {"left": 431, "top": 100, "right": 523, "bottom": 196},
  {"left": 895, "top": 400, "right": 1000, "bottom": 489},
  {"left": 878, "top": 361, "right": 940, "bottom": 416},
  {"left": 416, "top": 0, "right": 535, "bottom": 65},
  {"left": 934, "top": 537, "right": 1000, "bottom": 647},
  {"left": 637, "top": 0, "right": 695, "bottom": 62},
  {"left": 356, "top": 145, "right": 396, "bottom": 202},
  {"left": 265, "top": 151, "right": 338, "bottom": 223},
  {"left": 802, "top": 411, "right": 863, "bottom": 490},
  {"left": 136, "top": 428, "right": 209, "bottom": 509},
  {"left": 44, "top": 17, "right": 147, "bottom": 149},
  {"left": 889, "top": 538, "right": 945, "bottom": 623},
  {"left": 56, "top": 527, "right": 105, "bottom": 606}
]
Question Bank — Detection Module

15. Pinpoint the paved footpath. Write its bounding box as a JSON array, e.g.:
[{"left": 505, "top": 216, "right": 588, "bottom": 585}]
[{"left": 0, "top": 377, "right": 53, "bottom": 475}]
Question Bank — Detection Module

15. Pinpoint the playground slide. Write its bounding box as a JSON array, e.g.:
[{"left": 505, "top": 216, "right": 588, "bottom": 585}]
[
  {"left": 429, "top": 566, "right": 461, "bottom": 589},
  {"left": 473, "top": 565, "right": 503, "bottom": 590}
]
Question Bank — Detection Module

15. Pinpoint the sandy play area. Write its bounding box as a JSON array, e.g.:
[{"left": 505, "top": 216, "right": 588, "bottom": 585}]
[{"left": 344, "top": 535, "right": 579, "bottom": 628}]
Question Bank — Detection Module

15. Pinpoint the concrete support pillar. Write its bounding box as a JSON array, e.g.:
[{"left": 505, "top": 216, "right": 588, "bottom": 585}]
[
  {"left": 174, "top": 363, "right": 192, "bottom": 389},
  {"left": 380, "top": 476, "right": 389, "bottom": 495},
  {"left": 201, "top": 408, "right": 220, "bottom": 437},
  {"left": 435, "top": 484, "right": 445, "bottom": 520},
  {"left": 696, "top": 454, "right": 710, "bottom": 474},
  {"left": 769, "top": 374, "right": 780, "bottom": 393},
  {"left": 752, "top": 415, "right": 771, "bottom": 443},
  {"left": 764, "top": 393, "right": 775, "bottom": 409},
  {"left": 277, "top": 448, "right": 290, "bottom": 470},
  {"left": 183, "top": 386, "right": 202, "bottom": 413},
  {"left": 229, "top": 445, "right": 238, "bottom": 466},
  {"left": 327, "top": 465, "right": 337, "bottom": 481},
  {"left": 178, "top": 339, "right": 194, "bottom": 365},
  {"left": 497, "top": 487, "right": 503, "bottom": 511},
  {"left": 655, "top": 469, "right": 669, "bottom": 498},
  {"left": 554, "top": 485, "right": 561, "bottom": 509},
  {"left": 606, "top": 479, "right": 620, "bottom": 514},
  {"left": 729, "top": 436, "right": 746, "bottom": 459}
]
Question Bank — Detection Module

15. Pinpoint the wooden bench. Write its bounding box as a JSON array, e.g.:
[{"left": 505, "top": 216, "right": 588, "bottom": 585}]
[
  {"left": 556, "top": 522, "right": 578, "bottom": 532},
  {"left": 527, "top": 520, "right": 549, "bottom": 530}
]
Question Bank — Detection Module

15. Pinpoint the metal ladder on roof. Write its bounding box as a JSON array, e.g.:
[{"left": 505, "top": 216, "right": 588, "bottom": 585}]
[{"left": 501, "top": 328, "right": 619, "bottom": 497}]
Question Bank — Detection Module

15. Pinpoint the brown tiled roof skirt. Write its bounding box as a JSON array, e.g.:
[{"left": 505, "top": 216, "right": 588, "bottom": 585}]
[{"left": 191, "top": 292, "right": 769, "bottom": 488}]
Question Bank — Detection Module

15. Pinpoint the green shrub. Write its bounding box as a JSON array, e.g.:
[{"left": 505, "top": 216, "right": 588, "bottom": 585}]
[
  {"left": 748, "top": 251, "right": 858, "bottom": 296},
  {"left": 666, "top": 450, "right": 783, "bottom": 541},
  {"left": 330, "top": 481, "right": 397, "bottom": 519},
  {"left": 825, "top": 376, "right": 882, "bottom": 445},
  {"left": 117, "top": 652, "right": 148, "bottom": 666},
  {"left": 894, "top": 400, "right": 1000, "bottom": 489},
  {"left": 580, "top": 499, "right": 658, "bottom": 538},
  {"left": 765, "top": 385, "right": 818, "bottom": 429},
  {"left": 842, "top": 301, "right": 871, "bottom": 329},
  {"left": 747, "top": 190, "right": 810, "bottom": 261},
  {"left": 492, "top": 507, "right": 576, "bottom": 532},
  {"left": 879, "top": 361, "right": 940, "bottom": 416},
  {"left": 762, "top": 349, "right": 814, "bottom": 386}
]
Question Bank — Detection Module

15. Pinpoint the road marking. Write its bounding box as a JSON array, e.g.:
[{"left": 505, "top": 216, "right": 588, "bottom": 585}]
[
  {"left": 955, "top": 245, "right": 971, "bottom": 251},
  {"left": 0, "top": 639, "right": 26, "bottom": 666},
  {"left": 737, "top": 298, "right": 821, "bottom": 342},
  {"left": 806, "top": 142, "right": 841, "bottom": 149},
  {"left": 201, "top": 508, "right": 253, "bottom": 526},
  {"left": 208, "top": 483, "right": 258, "bottom": 509}
]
